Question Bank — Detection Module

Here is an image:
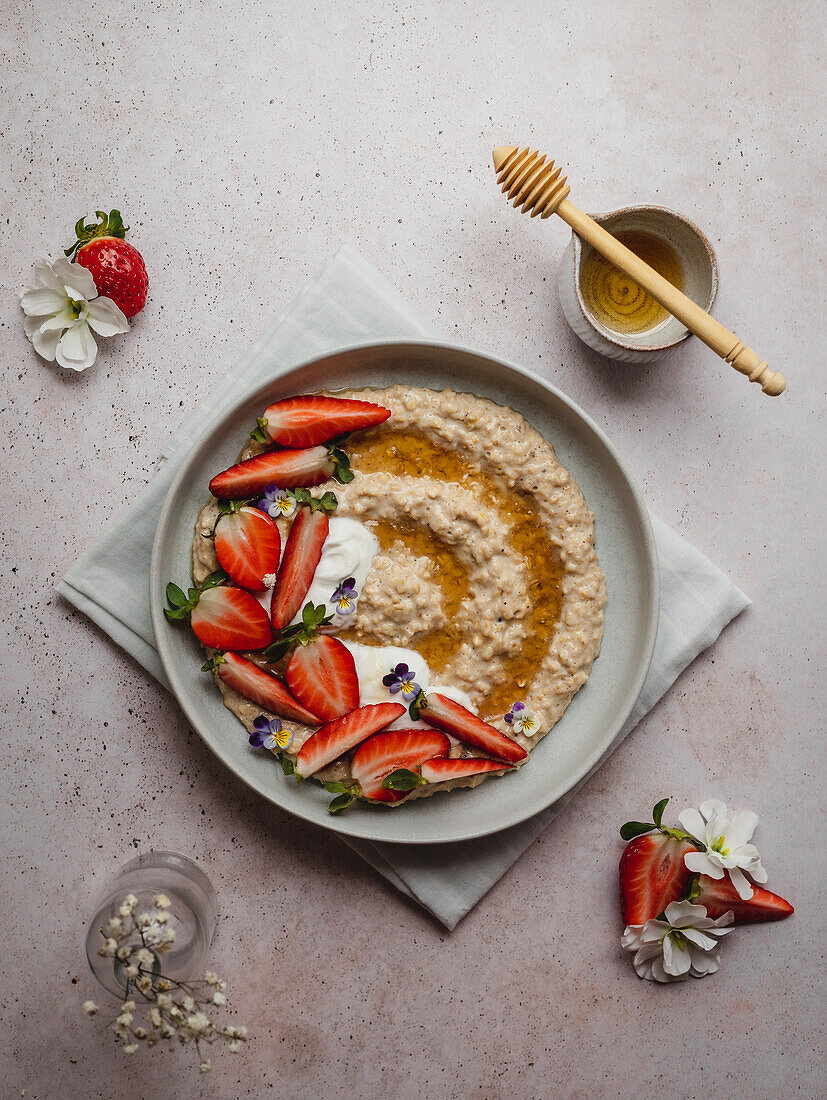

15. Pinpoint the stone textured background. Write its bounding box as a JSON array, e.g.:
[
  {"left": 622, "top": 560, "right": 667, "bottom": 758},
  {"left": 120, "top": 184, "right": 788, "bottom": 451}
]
[{"left": 1, "top": 1, "right": 824, "bottom": 1097}]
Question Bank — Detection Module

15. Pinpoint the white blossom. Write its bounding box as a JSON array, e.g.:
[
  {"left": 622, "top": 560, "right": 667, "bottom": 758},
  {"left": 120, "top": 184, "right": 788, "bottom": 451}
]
[
  {"left": 82, "top": 1001, "right": 99, "bottom": 1016},
  {"left": 679, "top": 798, "right": 768, "bottom": 900},
  {"left": 621, "top": 900, "right": 734, "bottom": 983},
  {"left": 20, "top": 257, "right": 129, "bottom": 371}
]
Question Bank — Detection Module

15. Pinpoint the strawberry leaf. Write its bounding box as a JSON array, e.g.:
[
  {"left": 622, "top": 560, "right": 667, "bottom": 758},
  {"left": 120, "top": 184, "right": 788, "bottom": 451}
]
[
  {"left": 166, "top": 582, "right": 188, "bottom": 607},
  {"left": 619, "top": 820, "right": 655, "bottom": 841},
  {"left": 322, "top": 781, "right": 353, "bottom": 794},
  {"left": 408, "top": 689, "right": 428, "bottom": 721},
  {"left": 652, "top": 797, "right": 669, "bottom": 828},
  {"left": 278, "top": 752, "right": 297, "bottom": 777},
  {"left": 64, "top": 209, "right": 127, "bottom": 259},
  {"left": 382, "top": 768, "right": 427, "bottom": 792},
  {"left": 201, "top": 655, "right": 225, "bottom": 672},
  {"left": 249, "top": 417, "right": 270, "bottom": 443},
  {"left": 328, "top": 790, "right": 357, "bottom": 815}
]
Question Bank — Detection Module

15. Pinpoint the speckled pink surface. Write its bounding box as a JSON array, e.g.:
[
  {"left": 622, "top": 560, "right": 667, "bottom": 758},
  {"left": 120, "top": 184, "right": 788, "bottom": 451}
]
[{"left": 2, "top": 2, "right": 824, "bottom": 1097}]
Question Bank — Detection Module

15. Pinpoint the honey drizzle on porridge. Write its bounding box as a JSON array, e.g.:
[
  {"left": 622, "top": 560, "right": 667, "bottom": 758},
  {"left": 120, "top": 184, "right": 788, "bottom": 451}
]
[{"left": 344, "top": 429, "right": 565, "bottom": 721}]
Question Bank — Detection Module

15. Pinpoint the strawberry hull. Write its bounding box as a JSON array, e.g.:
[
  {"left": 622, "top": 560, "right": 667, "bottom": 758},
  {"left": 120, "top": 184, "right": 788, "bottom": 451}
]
[
  {"left": 423, "top": 693, "right": 528, "bottom": 764},
  {"left": 296, "top": 702, "right": 406, "bottom": 777},
  {"left": 216, "top": 652, "right": 321, "bottom": 725},
  {"left": 209, "top": 446, "right": 333, "bottom": 499}
]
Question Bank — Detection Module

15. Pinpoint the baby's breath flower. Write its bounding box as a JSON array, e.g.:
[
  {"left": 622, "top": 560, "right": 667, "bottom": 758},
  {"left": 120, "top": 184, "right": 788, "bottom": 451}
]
[
  {"left": 228, "top": 1040, "right": 242, "bottom": 1053},
  {"left": 116, "top": 946, "right": 131, "bottom": 961},
  {"left": 212, "top": 991, "right": 226, "bottom": 1006},
  {"left": 121, "top": 1001, "right": 136, "bottom": 1012},
  {"left": 136, "top": 975, "right": 153, "bottom": 994},
  {"left": 133, "top": 1027, "right": 147, "bottom": 1039},
  {"left": 182, "top": 996, "right": 196, "bottom": 1012},
  {"left": 82, "top": 1001, "right": 99, "bottom": 1016},
  {"left": 156, "top": 992, "right": 172, "bottom": 1009},
  {"left": 136, "top": 948, "right": 154, "bottom": 967},
  {"left": 186, "top": 1012, "right": 211, "bottom": 1035},
  {"left": 123, "top": 893, "right": 138, "bottom": 911},
  {"left": 199, "top": 1060, "right": 212, "bottom": 1073},
  {"left": 123, "top": 1044, "right": 138, "bottom": 1055},
  {"left": 98, "top": 938, "right": 117, "bottom": 958},
  {"left": 124, "top": 963, "right": 139, "bottom": 979},
  {"left": 116, "top": 1012, "right": 133, "bottom": 1027},
  {"left": 149, "top": 1007, "right": 162, "bottom": 1028},
  {"left": 204, "top": 971, "right": 219, "bottom": 986},
  {"left": 153, "top": 893, "right": 171, "bottom": 910},
  {"left": 105, "top": 917, "right": 124, "bottom": 937},
  {"left": 137, "top": 911, "right": 153, "bottom": 929}
]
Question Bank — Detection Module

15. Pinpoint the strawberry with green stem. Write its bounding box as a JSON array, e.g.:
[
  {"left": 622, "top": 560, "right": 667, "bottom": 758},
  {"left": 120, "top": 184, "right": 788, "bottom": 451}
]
[
  {"left": 65, "top": 209, "right": 148, "bottom": 318},
  {"left": 269, "top": 490, "right": 338, "bottom": 631},
  {"left": 264, "top": 601, "right": 360, "bottom": 723},
  {"left": 209, "top": 438, "right": 353, "bottom": 500},
  {"left": 164, "top": 571, "right": 271, "bottom": 651}
]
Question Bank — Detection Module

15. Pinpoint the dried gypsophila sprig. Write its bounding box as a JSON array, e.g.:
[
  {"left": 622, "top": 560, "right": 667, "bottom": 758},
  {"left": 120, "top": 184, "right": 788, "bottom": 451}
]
[{"left": 83, "top": 892, "right": 248, "bottom": 1071}]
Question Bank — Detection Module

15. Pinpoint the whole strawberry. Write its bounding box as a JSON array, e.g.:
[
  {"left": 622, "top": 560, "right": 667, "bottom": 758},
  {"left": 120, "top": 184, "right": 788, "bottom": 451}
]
[{"left": 65, "top": 209, "right": 148, "bottom": 318}]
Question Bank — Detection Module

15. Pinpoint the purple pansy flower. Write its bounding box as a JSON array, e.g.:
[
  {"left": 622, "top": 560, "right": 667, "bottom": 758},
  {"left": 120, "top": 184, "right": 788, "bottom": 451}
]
[
  {"left": 382, "top": 663, "right": 421, "bottom": 699},
  {"left": 249, "top": 716, "right": 293, "bottom": 752},
  {"left": 258, "top": 486, "right": 296, "bottom": 519},
  {"left": 331, "top": 577, "right": 359, "bottom": 615},
  {"left": 504, "top": 701, "right": 537, "bottom": 736}
]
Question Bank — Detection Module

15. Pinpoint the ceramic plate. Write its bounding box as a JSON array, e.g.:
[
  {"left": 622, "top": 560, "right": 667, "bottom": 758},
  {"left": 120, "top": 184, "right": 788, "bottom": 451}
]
[{"left": 150, "top": 341, "right": 658, "bottom": 844}]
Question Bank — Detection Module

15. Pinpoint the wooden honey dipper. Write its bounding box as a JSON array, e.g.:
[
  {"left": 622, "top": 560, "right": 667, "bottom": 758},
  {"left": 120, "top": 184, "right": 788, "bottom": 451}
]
[{"left": 492, "top": 145, "right": 786, "bottom": 396}]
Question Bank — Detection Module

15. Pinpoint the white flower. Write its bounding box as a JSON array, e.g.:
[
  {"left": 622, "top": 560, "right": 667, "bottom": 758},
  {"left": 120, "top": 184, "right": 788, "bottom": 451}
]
[
  {"left": 678, "top": 798, "right": 768, "bottom": 900},
  {"left": 153, "top": 893, "right": 171, "bottom": 910},
  {"left": 621, "top": 900, "right": 734, "bottom": 983},
  {"left": 228, "top": 1040, "right": 242, "bottom": 1053},
  {"left": 98, "top": 938, "right": 117, "bottom": 958},
  {"left": 199, "top": 1060, "right": 212, "bottom": 1073},
  {"left": 212, "top": 991, "right": 226, "bottom": 1006},
  {"left": 20, "top": 257, "right": 128, "bottom": 371},
  {"left": 204, "top": 971, "right": 220, "bottom": 986},
  {"left": 82, "top": 1001, "right": 99, "bottom": 1016},
  {"left": 124, "top": 963, "right": 139, "bottom": 979},
  {"left": 122, "top": 1043, "right": 138, "bottom": 1055},
  {"left": 263, "top": 573, "right": 276, "bottom": 589}
]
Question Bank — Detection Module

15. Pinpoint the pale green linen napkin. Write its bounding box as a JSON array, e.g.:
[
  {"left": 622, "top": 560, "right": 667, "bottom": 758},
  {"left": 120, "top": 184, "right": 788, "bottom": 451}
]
[{"left": 57, "top": 247, "right": 750, "bottom": 929}]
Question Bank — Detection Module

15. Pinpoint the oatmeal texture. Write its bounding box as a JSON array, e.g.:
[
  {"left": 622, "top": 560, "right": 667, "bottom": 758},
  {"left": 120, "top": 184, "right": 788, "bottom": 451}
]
[{"left": 192, "top": 386, "right": 606, "bottom": 800}]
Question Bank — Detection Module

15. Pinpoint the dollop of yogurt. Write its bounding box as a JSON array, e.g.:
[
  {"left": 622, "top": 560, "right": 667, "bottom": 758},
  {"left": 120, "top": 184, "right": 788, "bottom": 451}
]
[
  {"left": 289, "top": 516, "right": 379, "bottom": 628},
  {"left": 341, "top": 640, "right": 475, "bottom": 731}
]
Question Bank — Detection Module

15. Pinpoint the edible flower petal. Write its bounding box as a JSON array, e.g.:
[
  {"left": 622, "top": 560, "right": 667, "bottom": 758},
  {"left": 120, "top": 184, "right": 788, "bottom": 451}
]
[
  {"left": 382, "top": 662, "right": 421, "bottom": 699},
  {"left": 20, "top": 256, "right": 129, "bottom": 372},
  {"left": 249, "top": 716, "right": 293, "bottom": 753},
  {"left": 621, "top": 900, "right": 734, "bottom": 983},
  {"left": 258, "top": 486, "right": 297, "bottom": 519},
  {"left": 504, "top": 700, "right": 537, "bottom": 735},
  {"left": 331, "top": 577, "right": 359, "bottom": 615},
  {"left": 678, "top": 799, "right": 768, "bottom": 900}
]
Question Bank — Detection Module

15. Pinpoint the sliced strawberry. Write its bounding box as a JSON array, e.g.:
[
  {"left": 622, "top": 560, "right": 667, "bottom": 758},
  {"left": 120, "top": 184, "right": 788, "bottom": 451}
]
[
  {"left": 351, "top": 728, "right": 450, "bottom": 802},
  {"left": 190, "top": 587, "right": 272, "bottom": 651},
  {"left": 285, "top": 636, "right": 359, "bottom": 722},
  {"left": 209, "top": 446, "right": 333, "bottom": 500},
  {"left": 420, "top": 756, "right": 510, "bottom": 783},
  {"left": 214, "top": 506, "right": 281, "bottom": 592},
  {"left": 619, "top": 833, "right": 696, "bottom": 925},
  {"left": 421, "top": 693, "right": 528, "bottom": 764},
  {"left": 692, "top": 874, "right": 794, "bottom": 924},
  {"left": 215, "top": 652, "right": 320, "bottom": 725},
  {"left": 271, "top": 508, "right": 329, "bottom": 631},
  {"left": 296, "top": 702, "right": 406, "bottom": 777},
  {"left": 262, "top": 394, "right": 391, "bottom": 447}
]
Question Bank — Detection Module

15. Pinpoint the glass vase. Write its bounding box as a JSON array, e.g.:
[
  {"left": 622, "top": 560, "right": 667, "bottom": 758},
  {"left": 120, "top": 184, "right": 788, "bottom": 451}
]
[{"left": 85, "top": 851, "right": 216, "bottom": 998}]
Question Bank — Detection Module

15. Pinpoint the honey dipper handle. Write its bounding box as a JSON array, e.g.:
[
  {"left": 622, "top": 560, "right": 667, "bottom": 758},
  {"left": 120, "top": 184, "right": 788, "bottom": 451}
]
[{"left": 556, "top": 199, "right": 786, "bottom": 396}]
